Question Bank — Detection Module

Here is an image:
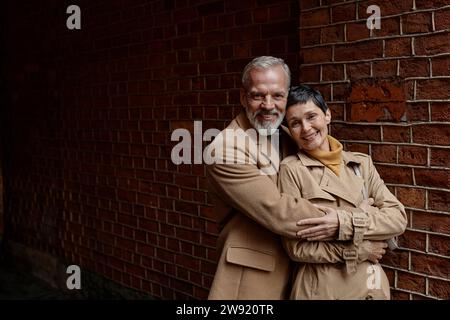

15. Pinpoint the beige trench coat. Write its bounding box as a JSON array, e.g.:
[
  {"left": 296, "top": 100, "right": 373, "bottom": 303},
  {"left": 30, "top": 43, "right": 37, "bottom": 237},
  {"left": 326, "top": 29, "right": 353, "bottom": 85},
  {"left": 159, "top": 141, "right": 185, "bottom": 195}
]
[
  {"left": 206, "top": 111, "right": 326, "bottom": 300},
  {"left": 279, "top": 150, "right": 407, "bottom": 300}
]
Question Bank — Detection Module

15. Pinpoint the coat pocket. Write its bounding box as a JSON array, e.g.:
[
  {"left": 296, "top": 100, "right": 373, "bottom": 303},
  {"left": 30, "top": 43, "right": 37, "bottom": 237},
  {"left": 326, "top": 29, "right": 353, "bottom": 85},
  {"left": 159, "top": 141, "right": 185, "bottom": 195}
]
[{"left": 226, "top": 246, "right": 275, "bottom": 272}]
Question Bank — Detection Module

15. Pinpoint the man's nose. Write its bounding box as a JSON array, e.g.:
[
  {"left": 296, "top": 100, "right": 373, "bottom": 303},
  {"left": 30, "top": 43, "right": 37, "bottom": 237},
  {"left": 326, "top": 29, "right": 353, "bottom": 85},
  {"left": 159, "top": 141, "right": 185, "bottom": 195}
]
[{"left": 261, "top": 95, "right": 275, "bottom": 109}]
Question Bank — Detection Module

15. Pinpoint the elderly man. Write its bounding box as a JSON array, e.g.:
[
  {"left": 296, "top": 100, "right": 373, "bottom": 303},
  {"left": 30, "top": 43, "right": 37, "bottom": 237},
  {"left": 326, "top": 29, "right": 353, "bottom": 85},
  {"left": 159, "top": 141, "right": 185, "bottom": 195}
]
[{"left": 206, "top": 56, "right": 324, "bottom": 299}]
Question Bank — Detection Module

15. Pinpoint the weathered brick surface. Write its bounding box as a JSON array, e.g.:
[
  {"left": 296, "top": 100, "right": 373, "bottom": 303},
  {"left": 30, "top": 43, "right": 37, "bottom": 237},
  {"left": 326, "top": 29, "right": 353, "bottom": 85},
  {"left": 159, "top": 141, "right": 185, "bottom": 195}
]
[{"left": 300, "top": 0, "right": 450, "bottom": 300}]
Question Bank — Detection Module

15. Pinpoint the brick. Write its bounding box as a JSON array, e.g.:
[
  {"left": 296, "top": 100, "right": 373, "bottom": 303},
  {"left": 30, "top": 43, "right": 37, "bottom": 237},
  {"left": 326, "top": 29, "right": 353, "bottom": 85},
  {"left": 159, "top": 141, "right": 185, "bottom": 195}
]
[
  {"left": 300, "top": 8, "right": 329, "bottom": 27},
  {"left": 415, "top": 168, "right": 449, "bottom": 189},
  {"left": 428, "top": 190, "right": 450, "bottom": 213},
  {"left": 335, "top": 40, "right": 383, "bottom": 62},
  {"left": 430, "top": 148, "right": 450, "bottom": 167},
  {"left": 328, "top": 103, "right": 344, "bottom": 121},
  {"left": 381, "top": 250, "right": 409, "bottom": 269},
  {"left": 346, "top": 62, "right": 371, "bottom": 80},
  {"left": 400, "top": 58, "right": 430, "bottom": 78},
  {"left": 262, "top": 20, "right": 296, "bottom": 38},
  {"left": 412, "top": 211, "right": 450, "bottom": 234},
  {"left": 331, "top": 3, "right": 355, "bottom": 23},
  {"left": 396, "top": 187, "right": 426, "bottom": 209},
  {"left": 302, "top": 46, "right": 332, "bottom": 63},
  {"left": 406, "top": 103, "right": 429, "bottom": 122},
  {"left": 300, "top": 28, "right": 321, "bottom": 46},
  {"left": 416, "top": 79, "right": 450, "bottom": 101},
  {"left": 428, "top": 278, "right": 450, "bottom": 299},
  {"left": 397, "top": 271, "right": 426, "bottom": 293},
  {"left": 390, "top": 290, "right": 410, "bottom": 300},
  {"left": 373, "top": 17, "right": 400, "bottom": 37},
  {"left": 269, "top": 3, "right": 291, "bottom": 20},
  {"left": 300, "top": 0, "right": 320, "bottom": 10},
  {"left": 415, "top": 33, "right": 450, "bottom": 56},
  {"left": 383, "top": 126, "right": 411, "bottom": 143},
  {"left": 345, "top": 143, "right": 369, "bottom": 154},
  {"left": 198, "top": 1, "right": 224, "bottom": 16},
  {"left": 398, "top": 230, "right": 427, "bottom": 251},
  {"left": 346, "top": 21, "right": 370, "bottom": 42},
  {"left": 429, "top": 234, "right": 450, "bottom": 256},
  {"left": 176, "top": 227, "right": 200, "bottom": 243},
  {"left": 413, "top": 124, "right": 450, "bottom": 146},
  {"left": 432, "top": 56, "right": 450, "bottom": 77},
  {"left": 331, "top": 123, "right": 381, "bottom": 141},
  {"left": 435, "top": 8, "right": 450, "bottom": 30},
  {"left": 299, "top": 65, "right": 320, "bottom": 82},
  {"left": 402, "top": 12, "right": 432, "bottom": 34},
  {"left": 398, "top": 146, "right": 427, "bottom": 165},
  {"left": 322, "top": 64, "right": 344, "bottom": 81},
  {"left": 431, "top": 102, "right": 450, "bottom": 121},
  {"left": 385, "top": 38, "right": 412, "bottom": 57},
  {"left": 372, "top": 144, "right": 397, "bottom": 163},
  {"left": 321, "top": 25, "right": 344, "bottom": 44},
  {"left": 375, "top": 165, "right": 413, "bottom": 184},
  {"left": 411, "top": 252, "right": 449, "bottom": 278},
  {"left": 415, "top": 0, "right": 450, "bottom": 9},
  {"left": 372, "top": 60, "right": 397, "bottom": 78}
]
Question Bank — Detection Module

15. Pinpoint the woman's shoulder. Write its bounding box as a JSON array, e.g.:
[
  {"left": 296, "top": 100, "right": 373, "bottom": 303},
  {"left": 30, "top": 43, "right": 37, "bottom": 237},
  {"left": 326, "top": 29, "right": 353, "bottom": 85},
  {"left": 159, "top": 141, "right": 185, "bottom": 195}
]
[
  {"left": 343, "top": 150, "right": 372, "bottom": 164},
  {"left": 280, "top": 154, "right": 300, "bottom": 165}
]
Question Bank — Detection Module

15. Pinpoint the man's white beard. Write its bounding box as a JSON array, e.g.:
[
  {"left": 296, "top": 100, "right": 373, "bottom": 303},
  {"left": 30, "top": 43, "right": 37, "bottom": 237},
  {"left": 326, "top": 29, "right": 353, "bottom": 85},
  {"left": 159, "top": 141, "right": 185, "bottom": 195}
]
[{"left": 246, "top": 108, "right": 285, "bottom": 136}]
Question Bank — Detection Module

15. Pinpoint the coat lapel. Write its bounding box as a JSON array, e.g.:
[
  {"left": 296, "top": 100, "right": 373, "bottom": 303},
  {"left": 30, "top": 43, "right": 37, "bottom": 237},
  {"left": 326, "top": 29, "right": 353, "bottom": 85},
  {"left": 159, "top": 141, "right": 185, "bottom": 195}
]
[{"left": 297, "top": 151, "right": 365, "bottom": 207}]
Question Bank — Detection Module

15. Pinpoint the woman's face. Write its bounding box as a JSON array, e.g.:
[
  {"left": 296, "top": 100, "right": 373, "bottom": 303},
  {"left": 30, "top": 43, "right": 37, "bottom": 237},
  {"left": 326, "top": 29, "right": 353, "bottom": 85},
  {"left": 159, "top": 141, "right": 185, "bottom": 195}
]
[{"left": 286, "top": 100, "right": 331, "bottom": 152}]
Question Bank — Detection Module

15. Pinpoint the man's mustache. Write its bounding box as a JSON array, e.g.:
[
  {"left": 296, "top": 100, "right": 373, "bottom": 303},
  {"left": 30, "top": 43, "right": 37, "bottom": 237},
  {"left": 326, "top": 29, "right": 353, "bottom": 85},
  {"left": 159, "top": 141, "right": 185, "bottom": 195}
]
[{"left": 255, "top": 109, "right": 280, "bottom": 116}]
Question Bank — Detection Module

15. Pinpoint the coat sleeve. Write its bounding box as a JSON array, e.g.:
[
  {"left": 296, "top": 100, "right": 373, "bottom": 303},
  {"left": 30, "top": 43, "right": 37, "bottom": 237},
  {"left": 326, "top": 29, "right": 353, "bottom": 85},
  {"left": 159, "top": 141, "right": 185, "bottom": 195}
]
[
  {"left": 337, "top": 156, "right": 408, "bottom": 242},
  {"left": 207, "top": 161, "right": 323, "bottom": 239}
]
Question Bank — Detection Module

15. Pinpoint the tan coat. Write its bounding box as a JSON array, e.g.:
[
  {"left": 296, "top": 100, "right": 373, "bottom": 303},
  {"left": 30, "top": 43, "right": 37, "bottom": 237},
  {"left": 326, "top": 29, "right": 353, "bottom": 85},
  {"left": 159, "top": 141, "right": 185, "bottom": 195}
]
[
  {"left": 279, "top": 150, "right": 407, "bottom": 300},
  {"left": 206, "top": 111, "right": 325, "bottom": 300}
]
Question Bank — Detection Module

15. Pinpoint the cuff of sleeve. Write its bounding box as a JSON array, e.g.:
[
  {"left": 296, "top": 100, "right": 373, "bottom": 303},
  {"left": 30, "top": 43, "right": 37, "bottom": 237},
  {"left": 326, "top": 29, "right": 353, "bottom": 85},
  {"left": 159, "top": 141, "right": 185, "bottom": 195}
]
[
  {"left": 337, "top": 209, "right": 353, "bottom": 241},
  {"left": 351, "top": 208, "right": 368, "bottom": 246}
]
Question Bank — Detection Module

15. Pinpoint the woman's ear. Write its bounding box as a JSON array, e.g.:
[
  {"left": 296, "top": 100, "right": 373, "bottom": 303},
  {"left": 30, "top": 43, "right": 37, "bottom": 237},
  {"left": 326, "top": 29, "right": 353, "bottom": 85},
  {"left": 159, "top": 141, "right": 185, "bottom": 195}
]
[{"left": 325, "top": 109, "right": 331, "bottom": 124}]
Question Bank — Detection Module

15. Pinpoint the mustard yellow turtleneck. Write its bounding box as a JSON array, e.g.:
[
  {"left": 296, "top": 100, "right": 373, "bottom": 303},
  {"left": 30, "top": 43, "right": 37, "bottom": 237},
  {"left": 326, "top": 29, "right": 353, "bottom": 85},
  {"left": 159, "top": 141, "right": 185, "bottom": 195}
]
[{"left": 305, "top": 135, "right": 343, "bottom": 176}]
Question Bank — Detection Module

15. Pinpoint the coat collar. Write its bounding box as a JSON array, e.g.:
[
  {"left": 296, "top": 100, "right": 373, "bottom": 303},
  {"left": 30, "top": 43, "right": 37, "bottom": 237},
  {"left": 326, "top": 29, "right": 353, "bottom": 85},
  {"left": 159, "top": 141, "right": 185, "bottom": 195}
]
[{"left": 295, "top": 150, "right": 364, "bottom": 207}]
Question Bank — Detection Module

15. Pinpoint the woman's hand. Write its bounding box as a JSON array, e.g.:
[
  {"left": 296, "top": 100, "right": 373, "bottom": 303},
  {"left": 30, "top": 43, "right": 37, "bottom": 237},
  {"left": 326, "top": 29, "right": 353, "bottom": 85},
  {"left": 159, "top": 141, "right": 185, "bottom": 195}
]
[
  {"left": 359, "top": 198, "right": 375, "bottom": 212},
  {"left": 358, "top": 240, "right": 388, "bottom": 264},
  {"left": 296, "top": 204, "right": 339, "bottom": 241}
]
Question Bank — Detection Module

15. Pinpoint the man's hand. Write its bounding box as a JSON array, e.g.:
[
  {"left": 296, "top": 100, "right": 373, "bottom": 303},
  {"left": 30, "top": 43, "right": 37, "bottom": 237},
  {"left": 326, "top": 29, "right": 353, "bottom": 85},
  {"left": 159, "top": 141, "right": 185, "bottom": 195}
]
[
  {"left": 296, "top": 204, "right": 339, "bottom": 241},
  {"left": 358, "top": 240, "right": 388, "bottom": 264}
]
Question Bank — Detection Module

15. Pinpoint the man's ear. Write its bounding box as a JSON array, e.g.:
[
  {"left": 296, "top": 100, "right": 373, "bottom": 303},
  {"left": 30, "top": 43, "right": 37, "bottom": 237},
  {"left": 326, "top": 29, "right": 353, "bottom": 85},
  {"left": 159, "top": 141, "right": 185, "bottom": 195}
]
[
  {"left": 240, "top": 88, "right": 247, "bottom": 108},
  {"left": 325, "top": 109, "right": 332, "bottom": 124}
]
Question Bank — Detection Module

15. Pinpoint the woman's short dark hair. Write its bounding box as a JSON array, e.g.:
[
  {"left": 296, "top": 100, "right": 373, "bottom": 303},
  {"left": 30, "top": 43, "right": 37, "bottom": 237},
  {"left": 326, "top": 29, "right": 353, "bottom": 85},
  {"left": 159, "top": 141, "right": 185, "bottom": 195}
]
[{"left": 287, "top": 85, "right": 328, "bottom": 114}]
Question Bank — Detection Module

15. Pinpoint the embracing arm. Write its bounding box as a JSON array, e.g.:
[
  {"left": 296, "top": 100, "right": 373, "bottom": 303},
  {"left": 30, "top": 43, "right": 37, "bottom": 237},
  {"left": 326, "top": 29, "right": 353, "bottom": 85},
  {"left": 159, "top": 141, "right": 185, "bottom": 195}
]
[
  {"left": 207, "top": 162, "right": 323, "bottom": 239},
  {"left": 282, "top": 237, "right": 387, "bottom": 264},
  {"left": 336, "top": 157, "right": 407, "bottom": 242}
]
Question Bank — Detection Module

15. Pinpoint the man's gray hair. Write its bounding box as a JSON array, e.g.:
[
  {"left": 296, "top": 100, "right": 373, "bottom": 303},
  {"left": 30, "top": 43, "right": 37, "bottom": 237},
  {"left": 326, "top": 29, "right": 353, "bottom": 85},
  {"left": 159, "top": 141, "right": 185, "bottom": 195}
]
[{"left": 242, "top": 56, "right": 291, "bottom": 90}]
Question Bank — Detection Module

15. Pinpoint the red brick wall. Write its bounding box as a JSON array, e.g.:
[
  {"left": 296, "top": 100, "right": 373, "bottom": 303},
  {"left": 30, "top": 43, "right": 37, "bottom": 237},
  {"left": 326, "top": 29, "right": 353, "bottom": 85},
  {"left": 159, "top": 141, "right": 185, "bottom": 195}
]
[
  {"left": 299, "top": 0, "right": 449, "bottom": 299},
  {"left": 2, "top": 0, "right": 299, "bottom": 299}
]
